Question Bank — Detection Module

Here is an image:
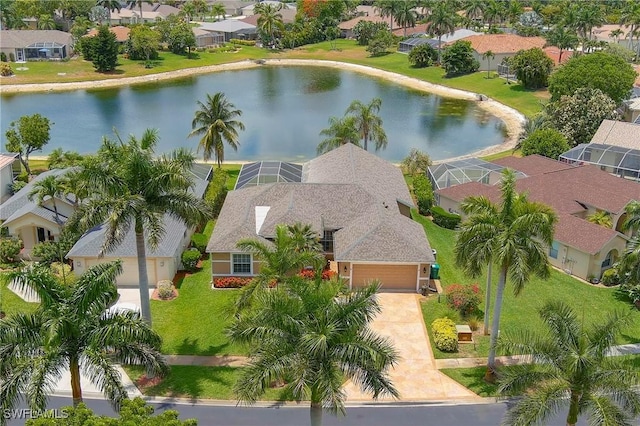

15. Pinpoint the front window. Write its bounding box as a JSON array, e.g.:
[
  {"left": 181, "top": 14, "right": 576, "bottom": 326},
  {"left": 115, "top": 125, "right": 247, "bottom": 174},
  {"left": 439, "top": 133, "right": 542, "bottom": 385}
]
[
  {"left": 232, "top": 253, "right": 251, "bottom": 274},
  {"left": 549, "top": 241, "right": 559, "bottom": 259},
  {"left": 321, "top": 230, "right": 334, "bottom": 253}
]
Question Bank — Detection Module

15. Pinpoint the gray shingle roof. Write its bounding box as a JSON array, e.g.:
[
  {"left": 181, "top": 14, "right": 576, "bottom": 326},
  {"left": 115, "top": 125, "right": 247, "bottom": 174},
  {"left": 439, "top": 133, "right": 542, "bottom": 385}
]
[
  {"left": 198, "top": 20, "right": 256, "bottom": 33},
  {"left": 0, "top": 169, "right": 70, "bottom": 225},
  {"left": 0, "top": 30, "right": 72, "bottom": 49},
  {"left": 590, "top": 120, "right": 640, "bottom": 149}
]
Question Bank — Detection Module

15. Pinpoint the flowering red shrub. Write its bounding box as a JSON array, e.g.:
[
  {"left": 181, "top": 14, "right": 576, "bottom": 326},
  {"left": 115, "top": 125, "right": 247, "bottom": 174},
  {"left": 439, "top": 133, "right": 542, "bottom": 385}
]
[
  {"left": 298, "top": 269, "right": 336, "bottom": 280},
  {"left": 213, "top": 277, "right": 253, "bottom": 288},
  {"left": 445, "top": 283, "right": 482, "bottom": 317}
]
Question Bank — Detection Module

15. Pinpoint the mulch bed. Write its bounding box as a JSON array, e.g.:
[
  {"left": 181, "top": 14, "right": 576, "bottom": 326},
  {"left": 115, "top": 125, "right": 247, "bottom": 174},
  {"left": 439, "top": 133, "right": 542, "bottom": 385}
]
[
  {"left": 135, "top": 375, "right": 164, "bottom": 389},
  {"left": 150, "top": 288, "right": 179, "bottom": 301}
]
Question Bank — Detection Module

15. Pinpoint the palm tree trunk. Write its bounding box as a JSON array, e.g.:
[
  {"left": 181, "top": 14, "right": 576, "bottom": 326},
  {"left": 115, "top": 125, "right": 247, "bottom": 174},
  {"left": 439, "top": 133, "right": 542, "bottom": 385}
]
[
  {"left": 135, "top": 230, "right": 153, "bottom": 326},
  {"left": 52, "top": 202, "right": 67, "bottom": 285},
  {"left": 310, "top": 401, "right": 322, "bottom": 426},
  {"left": 438, "top": 35, "right": 442, "bottom": 64},
  {"left": 483, "top": 262, "right": 492, "bottom": 335},
  {"left": 485, "top": 264, "right": 507, "bottom": 382},
  {"left": 566, "top": 391, "right": 580, "bottom": 426},
  {"left": 70, "top": 357, "right": 83, "bottom": 406}
]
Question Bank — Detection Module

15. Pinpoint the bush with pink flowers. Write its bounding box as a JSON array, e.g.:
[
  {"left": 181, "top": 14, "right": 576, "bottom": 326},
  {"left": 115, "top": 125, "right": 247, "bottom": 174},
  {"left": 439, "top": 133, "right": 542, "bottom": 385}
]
[{"left": 445, "top": 283, "right": 482, "bottom": 317}]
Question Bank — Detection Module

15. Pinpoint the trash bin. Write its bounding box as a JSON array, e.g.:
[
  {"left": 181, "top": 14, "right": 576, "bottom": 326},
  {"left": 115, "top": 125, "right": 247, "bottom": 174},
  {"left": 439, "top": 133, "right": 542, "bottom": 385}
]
[{"left": 430, "top": 263, "right": 440, "bottom": 280}]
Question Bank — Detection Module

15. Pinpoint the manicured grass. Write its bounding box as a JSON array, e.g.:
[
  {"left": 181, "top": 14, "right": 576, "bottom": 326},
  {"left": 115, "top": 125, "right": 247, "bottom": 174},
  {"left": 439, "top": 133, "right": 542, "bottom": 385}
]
[
  {"left": 151, "top": 258, "right": 246, "bottom": 356},
  {"left": 220, "top": 164, "right": 241, "bottom": 190},
  {"left": 124, "top": 365, "right": 292, "bottom": 401},
  {"left": 413, "top": 213, "right": 640, "bottom": 359},
  {"left": 481, "top": 149, "right": 521, "bottom": 162},
  {"left": 202, "top": 219, "right": 215, "bottom": 241},
  {"left": 0, "top": 277, "right": 39, "bottom": 316}
]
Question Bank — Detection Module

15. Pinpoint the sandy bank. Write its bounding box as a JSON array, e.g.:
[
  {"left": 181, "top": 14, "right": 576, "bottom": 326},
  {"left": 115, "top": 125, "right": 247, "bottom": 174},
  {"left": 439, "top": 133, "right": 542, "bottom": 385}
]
[{"left": 0, "top": 59, "right": 526, "bottom": 160}]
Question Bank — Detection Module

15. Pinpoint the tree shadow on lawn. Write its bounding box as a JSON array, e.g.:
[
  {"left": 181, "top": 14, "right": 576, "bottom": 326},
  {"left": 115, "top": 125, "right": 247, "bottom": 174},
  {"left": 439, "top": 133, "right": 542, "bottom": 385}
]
[
  {"left": 442, "top": 367, "right": 499, "bottom": 397},
  {"left": 177, "top": 337, "right": 231, "bottom": 357},
  {"left": 144, "top": 365, "right": 236, "bottom": 403}
]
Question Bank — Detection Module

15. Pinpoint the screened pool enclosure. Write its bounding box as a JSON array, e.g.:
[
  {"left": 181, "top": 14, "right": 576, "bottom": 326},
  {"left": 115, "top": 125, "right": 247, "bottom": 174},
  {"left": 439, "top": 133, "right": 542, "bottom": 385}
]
[
  {"left": 559, "top": 144, "right": 640, "bottom": 182},
  {"left": 428, "top": 158, "right": 526, "bottom": 190},
  {"left": 235, "top": 161, "right": 303, "bottom": 190}
]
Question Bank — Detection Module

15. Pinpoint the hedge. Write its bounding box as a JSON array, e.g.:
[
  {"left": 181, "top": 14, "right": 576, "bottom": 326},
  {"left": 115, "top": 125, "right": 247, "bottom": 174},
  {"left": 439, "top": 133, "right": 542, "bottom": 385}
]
[
  {"left": 412, "top": 174, "right": 434, "bottom": 215},
  {"left": 191, "top": 233, "right": 208, "bottom": 254},
  {"left": 431, "top": 205, "right": 461, "bottom": 229},
  {"left": 204, "top": 170, "right": 228, "bottom": 218},
  {"left": 0, "top": 237, "right": 22, "bottom": 264},
  {"left": 229, "top": 39, "right": 256, "bottom": 46},
  {"left": 213, "top": 276, "right": 253, "bottom": 288},
  {"left": 431, "top": 317, "right": 458, "bottom": 352},
  {"left": 181, "top": 248, "right": 201, "bottom": 272}
]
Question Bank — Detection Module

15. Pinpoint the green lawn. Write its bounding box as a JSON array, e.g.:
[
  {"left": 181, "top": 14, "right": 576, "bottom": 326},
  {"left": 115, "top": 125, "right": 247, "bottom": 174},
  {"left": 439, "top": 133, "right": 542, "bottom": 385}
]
[
  {"left": 151, "top": 258, "right": 246, "bottom": 356},
  {"left": 0, "top": 277, "right": 39, "bottom": 316},
  {"left": 220, "top": 164, "right": 241, "bottom": 190},
  {"left": 123, "top": 365, "right": 292, "bottom": 401},
  {"left": 414, "top": 213, "right": 640, "bottom": 359}
]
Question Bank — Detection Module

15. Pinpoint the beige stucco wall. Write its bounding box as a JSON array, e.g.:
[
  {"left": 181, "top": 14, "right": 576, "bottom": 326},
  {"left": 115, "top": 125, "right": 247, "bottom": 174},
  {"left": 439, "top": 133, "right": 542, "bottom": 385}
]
[
  {"left": 473, "top": 52, "right": 513, "bottom": 71},
  {"left": 548, "top": 234, "right": 626, "bottom": 281},
  {"left": 211, "top": 252, "right": 261, "bottom": 276},
  {"left": 6, "top": 213, "right": 61, "bottom": 252},
  {"left": 72, "top": 256, "right": 176, "bottom": 287},
  {"left": 437, "top": 195, "right": 463, "bottom": 216},
  {"left": 1, "top": 165, "right": 13, "bottom": 203},
  {"left": 338, "top": 261, "right": 351, "bottom": 286}
]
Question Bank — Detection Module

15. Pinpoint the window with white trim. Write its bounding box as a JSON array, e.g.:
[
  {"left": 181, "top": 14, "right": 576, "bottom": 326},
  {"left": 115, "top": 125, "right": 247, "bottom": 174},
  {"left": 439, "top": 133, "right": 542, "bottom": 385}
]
[
  {"left": 232, "top": 253, "right": 251, "bottom": 274},
  {"left": 549, "top": 241, "right": 559, "bottom": 259}
]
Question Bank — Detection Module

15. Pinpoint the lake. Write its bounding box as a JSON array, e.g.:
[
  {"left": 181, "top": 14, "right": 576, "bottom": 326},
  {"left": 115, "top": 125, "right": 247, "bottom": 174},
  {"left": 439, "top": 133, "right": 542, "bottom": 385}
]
[{"left": 0, "top": 66, "right": 507, "bottom": 162}]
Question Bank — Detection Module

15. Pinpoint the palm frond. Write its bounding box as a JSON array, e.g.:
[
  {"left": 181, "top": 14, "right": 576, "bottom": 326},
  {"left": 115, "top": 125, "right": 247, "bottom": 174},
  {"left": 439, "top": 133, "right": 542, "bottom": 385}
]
[
  {"left": 81, "top": 349, "right": 128, "bottom": 411},
  {"left": 500, "top": 379, "right": 569, "bottom": 426}
]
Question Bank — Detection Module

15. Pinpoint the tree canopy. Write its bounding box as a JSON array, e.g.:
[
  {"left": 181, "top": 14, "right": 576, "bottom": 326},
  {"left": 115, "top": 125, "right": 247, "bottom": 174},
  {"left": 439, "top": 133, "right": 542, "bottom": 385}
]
[
  {"left": 520, "top": 128, "right": 569, "bottom": 159},
  {"left": 442, "top": 40, "right": 479, "bottom": 76},
  {"left": 5, "top": 113, "right": 53, "bottom": 176},
  {"left": 510, "top": 47, "right": 554, "bottom": 89}
]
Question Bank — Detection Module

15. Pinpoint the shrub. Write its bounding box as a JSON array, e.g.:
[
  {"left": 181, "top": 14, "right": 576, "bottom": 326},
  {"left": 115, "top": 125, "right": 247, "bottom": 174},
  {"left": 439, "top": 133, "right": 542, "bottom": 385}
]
[
  {"left": 620, "top": 282, "right": 640, "bottom": 306},
  {"left": 467, "top": 316, "right": 481, "bottom": 332},
  {"left": 229, "top": 38, "right": 256, "bottom": 46},
  {"left": 0, "top": 52, "right": 6, "bottom": 62},
  {"left": 601, "top": 268, "right": 620, "bottom": 287},
  {"left": 441, "top": 40, "right": 479, "bottom": 77},
  {"left": 11, "top": 180, "right": 26, "bottom": 194},
  {"left": 181, "top": 248, "right": 201, "bottom": 272},
  {"left": 510, "top": 47, "right": 554, "bottom": 89},
  {"left": 520, "top": 128, "right": 569, "bottom": 159},
  {"left": 9, "top": 52, "right": 15, "bottom": 62},
  {"left": 51, "top": 262, "right": 74, "bottom": 285},
  {"left": 0, "top": 237, "right": 22, "bottom": 264},
  {"left": 213, "top": 276, "right": 253, "bottom": 288},
  {"left": 412, "top": 174, "right": 434, "bottom": 216},
  {"left": 431, "top": 317, "right": 458, "bottom": 352},
  {"left": 0, "top": 63, "right": 13, "bottom": 77},
  {"left": 431, "top": 205, "right": 461, "bottom": 229},
  {"left": 408, "top": 43, "right": 437, "bottom": 68},
  {"left": 205, "top": 169, "right": 228, "bottom": 218},
  {"left": 445, "top": 283, "right": 482, "bottom": 317},
  {"left": 191, "top": 233, "right": 207, "bottom": 254},
  {"left": 298, "top": 269, "right": 336, "bottom": 280},
  {"left": 156, "top": 279, "right": 175, "bottom": 300}
]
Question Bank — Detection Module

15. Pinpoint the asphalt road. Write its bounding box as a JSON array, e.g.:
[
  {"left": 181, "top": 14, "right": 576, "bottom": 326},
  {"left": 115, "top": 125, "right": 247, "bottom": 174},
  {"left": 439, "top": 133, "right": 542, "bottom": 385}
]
[{"left": 6, "top": 396, "right": 617, "bottom": 426}]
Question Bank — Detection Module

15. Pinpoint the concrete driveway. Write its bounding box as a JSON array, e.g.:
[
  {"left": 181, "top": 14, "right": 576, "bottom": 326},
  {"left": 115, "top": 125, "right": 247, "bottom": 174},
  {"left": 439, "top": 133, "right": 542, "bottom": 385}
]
[{"left": 343, "top": 293, "right": 480, "bottom": 402}]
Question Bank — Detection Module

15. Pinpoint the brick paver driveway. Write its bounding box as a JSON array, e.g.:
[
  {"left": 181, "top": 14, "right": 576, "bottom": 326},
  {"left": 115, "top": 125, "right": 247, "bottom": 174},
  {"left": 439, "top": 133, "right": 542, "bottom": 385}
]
[{"left": 343, "top": 293, "right": 480, "bottom": 402}]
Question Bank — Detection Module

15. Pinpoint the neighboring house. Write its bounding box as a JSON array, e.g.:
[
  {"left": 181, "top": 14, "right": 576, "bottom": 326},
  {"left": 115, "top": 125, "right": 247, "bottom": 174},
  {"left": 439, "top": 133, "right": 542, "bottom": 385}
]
[
  {"left": 133, "top": 2, "right": 181, "bottom": 18},
  {"left": 109, "top": 2, "right": 179, "bottom": 25},
  {"left": 0, "top": 153, "right": 19, "bottom": 204},
  {"left": 216, "top": 0, "right": 256, "bottom": 17},
  {"left": 392, "top": 23, "right": 430, "bottom": 38},
  {"left": 67, "top": 164, "right": 212, "bottom": 287},
  {"left": 242, "top": 8, "right": 297, "bottom": 26},
  {"left": 197, "top": 20, "right": 257, "bottom": 42},
  {"left": 435, "top": 155, "right": 640, "bottom": 281},
  {"left": 0, "top": 169, "right": 74, "bottom": 258},
  {"left": 85, "top": 26, "right": 130, "bottom": 44},
  {"left": 457, "top": 34, "right": 547, "bottom": 71},
  {"left": 208, "top": 144, "right": 435, "bottom": 292},
  {"left": 624, "top": 97, "right": 640, "bottom": 124},
  {"left": 559, "top": 120, "right": 640, "bottom": 182},
  {"left": 0, "top": 30, "right": 73, "bottom": 62},
  {"left": 592, "top": 24, "right": 635, "bottom": 49},
  {"left": 193, "top": 27, "right": 225, "bottom": 47},
  {"left": 339, "top": 15, "right": 391, "bottom": 39},
  {"left": 398, "top": 35, "right": 438, "bottom": 53}
]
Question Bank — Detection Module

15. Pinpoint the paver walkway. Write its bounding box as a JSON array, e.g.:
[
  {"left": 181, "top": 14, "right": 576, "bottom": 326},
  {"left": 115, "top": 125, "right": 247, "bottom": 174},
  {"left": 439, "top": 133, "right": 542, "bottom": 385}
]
[{"left": 341, "top": 293, "right": 480, "bottom": 402}]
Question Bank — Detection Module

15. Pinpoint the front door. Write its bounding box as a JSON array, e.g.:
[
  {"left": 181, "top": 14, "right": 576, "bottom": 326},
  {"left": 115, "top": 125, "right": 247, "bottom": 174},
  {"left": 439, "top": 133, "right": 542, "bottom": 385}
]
[{"left": 15, "top": 49, "right": 24, "bottom": 62}]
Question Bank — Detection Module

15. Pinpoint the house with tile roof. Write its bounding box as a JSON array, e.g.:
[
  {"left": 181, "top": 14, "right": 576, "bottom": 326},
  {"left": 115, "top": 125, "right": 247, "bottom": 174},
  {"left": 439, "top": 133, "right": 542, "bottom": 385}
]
[
  {"left": 456, "top": 34, "right": 547, "bottom": 71},
  {"left": 435, "top": 155, "right": 640, "bottom": 281},
  {"left": 85, "top": 26, "right": 130, "bottom": 43},
  {"left": 208, "top": 144, "right": 435, "bottom": 292},
  {"left": 67, "top": 164, "right": 212, "bottom": 287}
]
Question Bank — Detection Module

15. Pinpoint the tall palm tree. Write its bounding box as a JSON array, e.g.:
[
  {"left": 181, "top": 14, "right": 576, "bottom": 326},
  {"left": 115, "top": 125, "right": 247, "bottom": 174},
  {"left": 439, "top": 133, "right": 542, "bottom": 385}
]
[
  {"left": 482, "top": 50, "right": 494, "bottom": 78},
  {"left": 255, "top": 2, "right": 284, "bottom": 47},
  {"left": 37, "top": 14, "right": 56, "bottom": 30},
  {"left": 620, "top": 0, "right": 640, "bottom": 54},
  {"left": 227, "top": 278, "right": 399, "bottom": 426},
  {"left": 455, "top": 169, "right": 557, "bottom": 380},
  {"left": 464, "top": 0, "right": 485, "bottom": 24},
  {"left": 66, "top": 129, "right": 211, "bottom": 325},
  {"left": 426, "top": 1, "right": 457, "bottom": 64},
  {"left": 544, "top": 25, "right": 579, "bottom": 64},
  {"left": 0, "top": 261, "right": 168, "bottom": 415},
  {"left": 575, "top": 3, "right": 605, "bottom": 42},
  {"left": 96, "top": 0, "right": 122, "bottom": 12},
  {"left": 393, "top": 1, "right": 417, "bottom": 38},
  {"left": 287, "top": 222, "right": 322, "bottom": 253},
  {"left": 189, "top": 92, "right": 245, "bottom": 168},
  {"left": 210, "top": 2, "right": 226, "bottom": 21},
  {"left": 498, "top": 301, "right": 640, "bottom": 426},
  {"left": 345, "top": 98, "right": 388, "bottom": 152},
  {"left": 374, "top": 0, "right": 399, "bottom": 31},
  {"left": 235, "top": 224, "right": 325, "bottom": 311},
  {"left": 619, "top": 201, "right": 640, "bottom": 284},
  {"left": 317, "top": 116, "right": 361, "bottom": 154},
  {"left": 483, "top": 0, "right": 505, "bottom": 32}
]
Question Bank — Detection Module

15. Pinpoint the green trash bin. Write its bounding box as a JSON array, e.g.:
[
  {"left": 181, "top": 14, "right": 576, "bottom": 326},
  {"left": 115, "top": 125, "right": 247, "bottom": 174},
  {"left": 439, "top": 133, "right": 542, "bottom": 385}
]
[{"left": 430, "top": 263, "right": 440, "bottom": 280}]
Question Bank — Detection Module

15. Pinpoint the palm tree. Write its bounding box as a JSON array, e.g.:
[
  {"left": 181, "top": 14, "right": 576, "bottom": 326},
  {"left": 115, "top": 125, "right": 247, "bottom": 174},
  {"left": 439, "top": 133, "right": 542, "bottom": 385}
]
[
  {"left": 345, "top": 98, "right": 387, "bottom": 152},
  {"left": 498, "top": 301, "right": 640, "bottom": 426},
  {"left": 235, "top": 224, "right": 325, "bottom": 311},
  {"left": 58, "top": 168, "right": 90, "bottom": 208},
  {"left": 464, "top": 0, "right": 485, "bottom": 24},
  {"left": 483, "top": 0, "right": 505, "bottom": 32},
  {"left": 393, "top": 1, "right": 417, "bottom": 38},
  {"left": 227, "top": 278, "right": 399, "bottom": 426},
  {"left": 317, "top": 116, "right": 361, "bottom": 154},
  {"left": 210, "top": 2, "right": 226, "bottom": 21},
  {"left": 189, "top": 92, "right": 245, "bottom": 168},
  {"left": 66, "top": 129, "right": 211, "bottom": 326},
  {"left": 545, "top": 25, "right": 579, "bottom": 64},
  {"left": 426, "top": 1, "right": 457, "bottom": 64},
  {"left": 181, "top": 0, "right": 196, "bottom": 23},
  {"left": 619, "top": 201, "right": 640, "bottom": 284},
  {"left": 587, "top": 210, "right": 613, "bottom": 228},
  {"left": 0, "top": 261, "right": 168, "bottom": 414},
  {"left": 515, "top": 113, "right": 548, "bottom": 150},
  {"left": 128, "top": 0, "right": 152, "bottom": 22},
  {"left": 620, "top": 0, "right": 640, "bottom": 54},
  {"left": 287, "top": 222, "right": 322, "bottom": 253},
  {"left": 454, "top": 169, "right": 557, "bottom": 380},
  {"left": 255, "top": 2, "right": 284, "bottom": 48},
  {"left": 482, "top": 50, "right": 494, "bottom": 78},
  {"left": 505, "top": 0, "right": 523, "bottom": 26},
  {"left": 96, "top": 0, "right": 122, "bottom": 12},
  {"left": 575, "top": 3, "right": 605, "bottom": 42},
  {"left": 610, "top": 27, "right": 624, "bottom": 43},
  {"left": 37, "top": 14, "right": 56, "bottom": 30},
  {"left": 374, "top": 0, "right": 399, "bottom": 31}
]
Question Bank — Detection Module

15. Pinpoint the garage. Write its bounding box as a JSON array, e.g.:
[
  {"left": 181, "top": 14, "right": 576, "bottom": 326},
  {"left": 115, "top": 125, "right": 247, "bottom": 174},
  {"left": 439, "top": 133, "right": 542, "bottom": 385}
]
[{"left": 351, "top": 264, "right": 418, "bottom": 291}]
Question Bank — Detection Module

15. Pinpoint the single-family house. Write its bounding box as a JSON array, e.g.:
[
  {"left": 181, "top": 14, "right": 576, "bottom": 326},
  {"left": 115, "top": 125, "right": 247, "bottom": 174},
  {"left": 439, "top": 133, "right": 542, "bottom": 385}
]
[
  {"left": 434, "top": 155, "right": 640, "bottom": 281},
  {"left": 457, "top": 34, "right": 547, "bottom": 71},
  {"left": 197, "top": 20, "right": 257, "bottom": 42},
  {"left": 67, "top": 164, "right": 212, "bottom": 287},
  {"left": 109, "top": 9, "right": 161, "bottom": 25},
  {"left": 0, "top": 153, "right": 19, "bottom": 204},
  {"left": 241, "top": 1, "right": 291, "bottom": 16},
  {"left": 193, "top": 27, "right": 225, "bottom": 47},
  {"left": 133, "top": 2, "right": 181, "bottom": 18},
  {"left": 339, "top": 15, "right": 391, "bottom": 39},
  {"left": 0, "top": 169, "right": 74, "bottom": 258},
  {"left": 0, "top": 30, "right": 73, "bottom": 62},
  {"left": 85, "top": 26, "right": 131, "bottom": 44},
  {"left": 208, "top": 144, "right": 435, "bottom": 292},
  {"left": 624, "top": 97, "right": 640, "bottom": 124},
  {"left": 242, "top": 8, "right": 297, "bottom": 26},
  {"left": 592, "top": 24, "right": 636, "bottom": 50}
]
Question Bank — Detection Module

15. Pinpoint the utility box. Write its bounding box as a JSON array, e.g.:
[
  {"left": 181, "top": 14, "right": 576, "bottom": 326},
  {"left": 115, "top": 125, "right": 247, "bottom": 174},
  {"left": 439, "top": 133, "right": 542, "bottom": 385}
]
[
  {"left": 430, "top": 263, "right": 440, "bottom": 280},
  {"left": 456, "top": 325, "right": 473, "bottom": 343}
]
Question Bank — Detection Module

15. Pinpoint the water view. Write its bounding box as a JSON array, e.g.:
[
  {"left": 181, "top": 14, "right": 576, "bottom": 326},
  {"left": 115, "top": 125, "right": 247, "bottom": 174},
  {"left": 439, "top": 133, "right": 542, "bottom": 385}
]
[{"left": 1, "top": 66, "right": 507, "bottom": 162}]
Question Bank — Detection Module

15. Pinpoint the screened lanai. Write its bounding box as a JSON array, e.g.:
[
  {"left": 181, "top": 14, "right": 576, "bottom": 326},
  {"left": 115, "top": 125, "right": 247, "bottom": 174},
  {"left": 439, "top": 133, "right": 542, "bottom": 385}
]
[
  {"left": 559, "top": 143, "right": 640, "bottom": 182},
  {"left": 428, "top": 158, "right": 526, "bottom": 190},
  {"left": 398, "top": 37, "right": 438, "bottom": 53},
  {"left": 235, "top": 161, "right": 303, "bottom": 190}
]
